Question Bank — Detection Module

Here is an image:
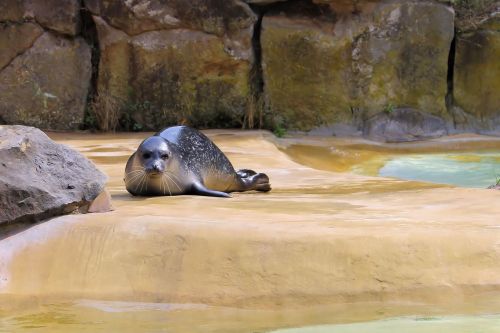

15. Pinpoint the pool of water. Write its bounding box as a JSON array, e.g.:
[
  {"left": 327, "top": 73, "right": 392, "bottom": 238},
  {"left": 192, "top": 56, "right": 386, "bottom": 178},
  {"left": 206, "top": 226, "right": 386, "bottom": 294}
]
[
  {"left": 3, "top": 297, "right": 500, "bottom": 333},
  {"left": 281, "top": 140, "right": 500, "bottom": 188},
  {"left": 270, "top": 314, "right": 500, "bottom": 333},
  {"left": 378, "top": 152, "right": 500, "bottom": 188}
]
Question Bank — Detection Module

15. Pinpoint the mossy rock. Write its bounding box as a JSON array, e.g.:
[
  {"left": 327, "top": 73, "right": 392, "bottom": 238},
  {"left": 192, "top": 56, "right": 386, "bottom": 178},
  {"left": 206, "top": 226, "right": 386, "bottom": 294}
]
[
  {"left": 129, "top": 30, "right": 251, "bottom": 129},
  {"left": 261, "top": 1, "right": 454, "bottom": 131},
  {"left": 454, "top": 17, "right": 500, "bottom": 131},
  {"left": 0, "top": 33, "right": 91, "bottom": 130},
  {"left": 85, "top": 0, "right": 256, "bottom": 59},
  {"left": 261, "top": 18, "right": 353, "bottom": 130},
  {"left": 0, "top": 22, "right": 43, "bottom": 70},
  {"left": 0, "top": 0, "right": 81, "bottom": 36},
  {"left": 95, "top": 18, "right": 251, "bottom": 130}
]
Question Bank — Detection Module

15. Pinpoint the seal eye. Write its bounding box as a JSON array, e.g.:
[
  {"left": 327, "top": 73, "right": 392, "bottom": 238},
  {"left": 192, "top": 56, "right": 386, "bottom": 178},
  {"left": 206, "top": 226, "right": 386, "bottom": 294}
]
[
  {"left": 161, "top": 153, "right": 169, "bottom": 160},
  {"left": 143, "top": 153, "right": 151, "bottom": 159}
]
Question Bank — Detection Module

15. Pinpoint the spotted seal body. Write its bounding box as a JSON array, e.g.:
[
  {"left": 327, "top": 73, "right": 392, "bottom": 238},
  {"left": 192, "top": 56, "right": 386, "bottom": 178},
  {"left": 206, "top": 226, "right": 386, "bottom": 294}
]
[{"left": 124, "top": 126, "right": 271, "bottom": 197}]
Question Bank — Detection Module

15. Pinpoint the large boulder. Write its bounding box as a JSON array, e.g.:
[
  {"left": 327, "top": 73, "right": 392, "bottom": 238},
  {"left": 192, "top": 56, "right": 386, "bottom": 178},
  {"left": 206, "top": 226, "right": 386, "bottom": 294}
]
[
  {"left": 453, "top": 13, "right": 500, "bottom": 134},
  {"left": 0, "top": 22, "right": 43, "bottom": 70},
  {"left": 0, "top": 0, "right": 81, "bottom": 36},
  {"left": 0, "top": 33, "right": 91, "bottom": 130},
  {"left": 27, "top": 0, "right": 82, "bottom": 36},
  {"left": 261, "top": 0, "right": 454, "bottom": 131},
  {"left": 0, "top": 126, "right": 108, "bottom": 226},
  {"left": 363, "top": 108, "right": 448, "bottom": 142},
  {"left": 0, "top": 0, "right": 25, "bottom": 22},
  {"left": 94, "top": 16, "right": 252, "bottom": 130},
  {"left": 85, "top": 0, "right": 256, "bottom": 59}
]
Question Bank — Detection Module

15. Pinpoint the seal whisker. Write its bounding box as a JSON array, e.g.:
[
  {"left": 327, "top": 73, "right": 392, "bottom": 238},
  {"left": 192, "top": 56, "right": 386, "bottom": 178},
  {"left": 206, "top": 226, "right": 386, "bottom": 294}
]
[
  {"left": 135, "top": 173, "right": 148, "bottom": 194},
  {"left": 139, "top": 175, "right": 147, "bottom": 193},
  {"left": 127, "top": 172, "right": 145, "bottom": 184},
  {"left": 125, "top": 170, "right": 145, "bottom": 177},
  {"left": 126, "top": 170, "right": 145, "bottom": 179},
  {"left": 162, "top": 174, "right": 172, "bottom": 196},
  {"left": 165, "top": 171, "right": 182, "bottom": 183},
  {"left": 141, "top": 174, "right": 149, "bottom": 193},
  {"left": 159, "top": 172, "right": 163, "bottom": 194},
  {"left": 133, "top": 174, "right": 144, "bottom": 193},
  {"left": 161, "top": 173, "right": 168, "bottom": 195},
  {"left": 126, "top": 175, "right": 143, "bottom": 187},
  {"left": 164, "top": 172, "right": 182, "bottom": 191}
]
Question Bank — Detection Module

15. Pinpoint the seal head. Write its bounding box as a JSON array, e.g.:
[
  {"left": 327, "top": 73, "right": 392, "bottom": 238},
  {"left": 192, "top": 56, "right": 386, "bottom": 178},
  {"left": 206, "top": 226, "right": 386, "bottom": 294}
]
[{"left": 138, "top": 136, "right": 170, "bottom": 175}]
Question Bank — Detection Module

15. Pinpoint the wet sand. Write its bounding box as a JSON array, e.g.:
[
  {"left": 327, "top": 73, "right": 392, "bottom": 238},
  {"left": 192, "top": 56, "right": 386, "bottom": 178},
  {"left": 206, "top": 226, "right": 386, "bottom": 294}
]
[{"left": 1, "top": 130, "right": 500, "bottom": 331}]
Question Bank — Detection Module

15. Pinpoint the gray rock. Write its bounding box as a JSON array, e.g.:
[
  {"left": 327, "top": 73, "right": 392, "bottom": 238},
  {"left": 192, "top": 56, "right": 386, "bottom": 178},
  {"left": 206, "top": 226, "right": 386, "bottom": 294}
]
[
  {"left": 0, "top": 125, "right": 108, "bottom": 226},
  {"left": 85, "top": 0, "right": 256, "bottom": 60},
  {"left": 260, "top": 0, "right": 454, "bottom": 131},
  {"left": 0, "top": 22, "right": 43, "bottom": 70},
  {"left": 453, "top": 18, "right": 500, "bottom": 132},
  {"left": 0, "top": 0, "right": 25, "bottom": 22},
  {"left": 27, "top": 0, "right": 82, "bottom": 36},
  {"left": 0, "top": 0, "right": 81, "bottom": 36},
  {"left": 0, "top": 32, "right": 91, "bottom": 130},
  {"left": 308, "top": 123, "right": 362, "bottom": 137},
  {"left": 94, "top": 17, "right": 252, "bottom": 131},
  {"left": 363, "top": 108, "right": 448, "bottom": 142}
]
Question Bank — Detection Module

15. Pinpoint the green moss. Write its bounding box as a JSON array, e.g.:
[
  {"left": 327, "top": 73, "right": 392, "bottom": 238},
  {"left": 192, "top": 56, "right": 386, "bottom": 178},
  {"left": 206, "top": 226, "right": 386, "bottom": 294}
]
[
  {"left": 454, "top": 30, "right": 500, "bottom": 120},
  {"left": 273, "top": 124, "right": 287, "bottom": 138},
  {"left": 261, "top": 3, "right": 453, "bottom": 132},
  {"left": 383, "top": 103, "right": 395, "bottom": 114},
  {"left": 262, "top": 22, "right": 353, "bottom": 131},
  {"left": 109, "top": 31, "right": 251, "bottom": 130}
]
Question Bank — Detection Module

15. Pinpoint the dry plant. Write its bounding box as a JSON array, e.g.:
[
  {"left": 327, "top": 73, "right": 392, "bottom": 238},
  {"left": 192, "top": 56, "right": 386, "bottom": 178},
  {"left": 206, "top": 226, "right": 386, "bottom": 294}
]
[
  {"left": 89, "top": 92, "right": 122, "bottom": 131},
  {"left": 451, "top": 0, "right": 498, "bottom": 32}
]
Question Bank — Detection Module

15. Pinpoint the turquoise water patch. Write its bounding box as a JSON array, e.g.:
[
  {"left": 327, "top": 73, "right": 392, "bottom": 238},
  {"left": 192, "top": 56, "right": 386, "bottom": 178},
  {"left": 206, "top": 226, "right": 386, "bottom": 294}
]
[
  {"left": 378, "top": 152, "right": 500, "bottom": 188},
  {"left": 269, "top": 314, "right": 500, "bottom": 333}
]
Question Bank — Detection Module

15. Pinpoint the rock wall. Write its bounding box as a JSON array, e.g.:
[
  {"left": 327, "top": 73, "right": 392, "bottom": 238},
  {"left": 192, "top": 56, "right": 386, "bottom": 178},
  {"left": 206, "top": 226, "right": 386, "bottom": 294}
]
[
  {"left": 452, "top": 12, "right": 500, "bottom": 134},
  {"left": 260, "top": 0, "right": 454, "bottom": 132},
  {"left": 0, "top": 0, "right": 90, "bottom": 130},
  {"left": 0, "top": 0, "right": 498, "bottom": 138}
]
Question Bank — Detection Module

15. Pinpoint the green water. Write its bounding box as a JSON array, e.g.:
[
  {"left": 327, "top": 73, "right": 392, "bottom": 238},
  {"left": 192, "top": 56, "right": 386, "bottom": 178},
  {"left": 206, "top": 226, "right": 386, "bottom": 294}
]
[
  {"left": 378, "top": 152, "right": 500, "bottom": 188},
  {"left": 270, "top": 315, "right": 500, "bottom": 333},
  {"left": 3, "top": 298, "right": 500, "bottom": 333}
]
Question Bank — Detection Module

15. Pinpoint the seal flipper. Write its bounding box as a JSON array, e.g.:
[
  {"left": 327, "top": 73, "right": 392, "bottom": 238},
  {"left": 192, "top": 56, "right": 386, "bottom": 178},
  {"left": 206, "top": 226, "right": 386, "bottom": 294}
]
[
  {"left": 236, "top": 169, "right": 257, "bottom": 178},
  {"left": 192, "top": 181, "right": 231, "bottom": 198},
  {"left": 238, "top": 172, "right": 271, "bottom": 192}
]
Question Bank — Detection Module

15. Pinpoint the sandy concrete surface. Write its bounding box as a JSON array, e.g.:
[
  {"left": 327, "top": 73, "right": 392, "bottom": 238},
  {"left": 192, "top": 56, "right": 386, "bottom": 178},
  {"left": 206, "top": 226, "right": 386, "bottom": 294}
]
[{"left": 1, "top": 130, "right": 499, "bottom": 309}]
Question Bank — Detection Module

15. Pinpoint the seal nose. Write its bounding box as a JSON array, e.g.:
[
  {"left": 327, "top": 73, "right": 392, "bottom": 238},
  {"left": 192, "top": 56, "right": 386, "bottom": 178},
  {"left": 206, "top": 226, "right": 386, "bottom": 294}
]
[{"left": 150, "top": 161, "right": 163, "bottom": 174}]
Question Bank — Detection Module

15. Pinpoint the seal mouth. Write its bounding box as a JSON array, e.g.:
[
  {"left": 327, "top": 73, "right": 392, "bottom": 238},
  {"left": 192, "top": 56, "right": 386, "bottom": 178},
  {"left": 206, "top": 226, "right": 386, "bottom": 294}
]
[{"left": 146, "top": 171, "right": 163, "bottom": 177}]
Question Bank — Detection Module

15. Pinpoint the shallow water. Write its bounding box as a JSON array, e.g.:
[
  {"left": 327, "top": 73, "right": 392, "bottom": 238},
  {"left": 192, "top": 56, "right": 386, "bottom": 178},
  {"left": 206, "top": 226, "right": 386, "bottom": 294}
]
[
  {"left": 280, "top": 137, "right": 500, "bottom": 188},
  {"left": 2, "top": 296, "right": 500, "bottom": 333},
  {"left": 378, "top": 152, "right": 500, "bottom": 188},
  {"left": 271, "top": 315, "right": 500, "bottom": 333}
]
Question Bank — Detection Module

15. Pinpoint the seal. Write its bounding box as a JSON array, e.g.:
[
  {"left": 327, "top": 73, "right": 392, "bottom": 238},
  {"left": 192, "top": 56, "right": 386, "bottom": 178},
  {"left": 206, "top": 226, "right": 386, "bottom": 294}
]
[{"left": 124, "top": 126, "right": 271, "bottom": 197}]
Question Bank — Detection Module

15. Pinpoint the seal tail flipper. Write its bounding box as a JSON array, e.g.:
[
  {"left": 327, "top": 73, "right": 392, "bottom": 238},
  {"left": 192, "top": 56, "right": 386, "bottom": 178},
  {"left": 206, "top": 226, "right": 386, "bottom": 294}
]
[
  {"left": 192, "top": 181, "right": 231, "bottom": 198},
  {"left": 239, "top": 172, "right": 271, "bottom": 192}
]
